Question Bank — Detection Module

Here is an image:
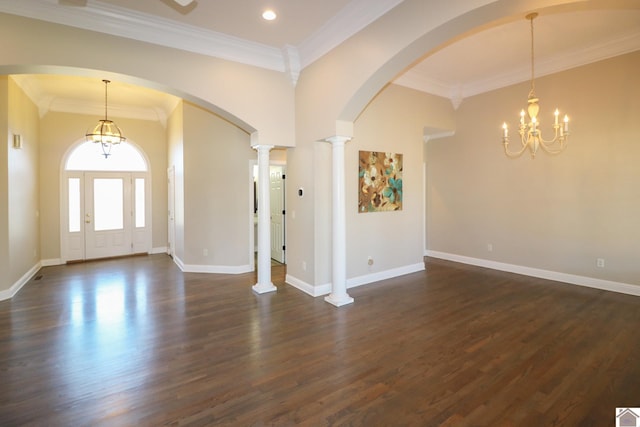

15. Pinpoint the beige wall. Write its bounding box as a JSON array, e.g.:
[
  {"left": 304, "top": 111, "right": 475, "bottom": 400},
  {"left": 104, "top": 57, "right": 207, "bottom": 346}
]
[
  {"left": 348, "top": 85, "right": 455, "bottom": 278},
  {"left": 287, "top": 0, "right": 603, "bottom": 290},
  {"left": 8, "top": 77, "right": 40, "bottom": 283},
  {"left": 0, "top": 77, "right": 8, "bottom": 292},
  {"left": 0, "top": 13, "right": 295, "bottom": 148},
  {"left": 39, "top": 112, "right": 168, "bottom": 261},
  {"left": 426, "top": 52, "right": 640, "bottom": 286},
  {"left": 0, "top": 77, "right": 41, "bottom": 294},
  {"left": 182, "top": 102, "right": 255, "bottom": 269},
  {"left": 167, "top": 101, "right": 185, "bottom": 261}
]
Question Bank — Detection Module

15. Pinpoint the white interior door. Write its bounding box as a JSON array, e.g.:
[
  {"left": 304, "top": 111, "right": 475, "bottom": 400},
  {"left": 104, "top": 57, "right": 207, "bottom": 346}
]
[
  {"left": 84, "top": 172, "right": 133, "bottom": 260},
  {"left": 270, "top": 166, "right": 285, "bottom": 263},
  {"left": 167, "top": 166, "right": 175, "bottom": 258}
]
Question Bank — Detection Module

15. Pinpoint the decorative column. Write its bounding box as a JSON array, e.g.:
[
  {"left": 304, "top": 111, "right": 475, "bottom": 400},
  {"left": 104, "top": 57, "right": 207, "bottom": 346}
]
[
  {"left": 324, "top": 136, "right": 354, "bottom": 307},
  {"left": 253, "top": 145, "right": 277, "bottom": 294}
]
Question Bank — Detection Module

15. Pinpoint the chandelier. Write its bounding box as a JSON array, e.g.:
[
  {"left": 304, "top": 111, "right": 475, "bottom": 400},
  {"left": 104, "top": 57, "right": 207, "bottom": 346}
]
[
  {"left": 502, "top": 13, "right": 569, "bottom": 159},
  {"left": 86, "top": 79, "right": 126, "bottom": 158}
]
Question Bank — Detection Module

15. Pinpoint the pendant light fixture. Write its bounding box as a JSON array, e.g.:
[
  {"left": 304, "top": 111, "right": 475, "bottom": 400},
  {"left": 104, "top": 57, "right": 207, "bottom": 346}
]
[
  {"left": 501, "top": 13, "right": 570, "bottom": 159},
  {"left": 86, "top": 79, "right": 126, "bottom": 158}
]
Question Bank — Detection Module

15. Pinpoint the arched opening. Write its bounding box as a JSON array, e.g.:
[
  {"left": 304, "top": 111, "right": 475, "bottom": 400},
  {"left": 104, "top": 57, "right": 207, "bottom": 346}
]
[{"left": 61, "top": 140, "right": 152, "bottom": 262}]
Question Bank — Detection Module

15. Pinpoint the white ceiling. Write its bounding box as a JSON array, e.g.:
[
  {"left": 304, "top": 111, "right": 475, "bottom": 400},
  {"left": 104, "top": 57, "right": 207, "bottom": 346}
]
[{"left": 1, "top": 0, "right": 639, "bottom": 120}]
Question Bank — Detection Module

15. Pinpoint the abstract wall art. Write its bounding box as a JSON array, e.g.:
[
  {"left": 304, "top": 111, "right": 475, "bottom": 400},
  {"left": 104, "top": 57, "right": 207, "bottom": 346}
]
[{"left": 358, "top": 150, "right": 403, "bottom": 212}]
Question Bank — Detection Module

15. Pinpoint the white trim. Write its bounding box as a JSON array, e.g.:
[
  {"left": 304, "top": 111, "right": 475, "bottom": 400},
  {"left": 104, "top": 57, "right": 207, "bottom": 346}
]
[
  {"left": 41, "top": 258, "right": 64, "bottom": 267},
  {"left": 395, "top": 29, "right": 640, "bottom": 102},
  {"left": 60, "top": 138, "right": 152, "bottom": 263},
  {"left": 0, "top": 262, "right": 41, "bottom": 301},
  {"left": 0, "top": 0, "right": 284, "bottom": 72},
  {"left": 347, "top": 262, "right": 425, "bottom": 289},
  {"left": 285, "top": 274, "right": 330, "bottom": 297},
  {"left": 172, "top": 254, "right": 186, "bottom": 271},
  {"left": 150, "top": 246, "right": 167, "bottom": 255},
  {"left": 298, "top": 0, "right": 405, "bottom": 69},
  {"left": 426, "top": 250, "right": 640, "bottom": 297},
  {"left": 170, "top": 255, "right": 252, "bottom": 275},
  {"left": 0, "top": 0, "right": 403, "bottom": 74},
  {"left": 180, "top": 263, "right": 252, "bottom": 274},
  {"left": 285, "top": 262, "right": 426, "bottom": 298}
]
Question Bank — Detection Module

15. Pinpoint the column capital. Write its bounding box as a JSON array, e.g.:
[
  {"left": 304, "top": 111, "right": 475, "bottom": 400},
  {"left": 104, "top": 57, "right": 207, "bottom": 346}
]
[
  {"left": 252, "top": 144, "right": 274, "bottom": 152},
  {"left": 323, "top": 135, "right": 351, "bottom": 145}
]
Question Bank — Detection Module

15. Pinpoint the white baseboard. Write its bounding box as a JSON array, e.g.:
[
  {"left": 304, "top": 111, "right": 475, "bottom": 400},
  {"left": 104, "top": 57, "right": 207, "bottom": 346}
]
[
  {"left": 172, "top": 254, "right": 252, "bottom": 275},
  {"left": 426, "top": 250, "right": 640, "bottom": 297},
  {"left": 285, "top": 262, "right": 426, "bottom": 298},
  {"left": 41, "top": 258, "right": 63, "bottom": 266},
  {"left": 347, "top": 262, "right": 425, "bottom": 289},
  {"left": 173, "top": 255, "right": 186, "bottom": 271},
  {"left": 150, "top": 246, "right": 168, "bottom": 255},
  {"left": 285, "top": 274, "right": 330, "bottom": 297},
  {"left": 0, "top": 262, "right": 41, "bottom": 301}
]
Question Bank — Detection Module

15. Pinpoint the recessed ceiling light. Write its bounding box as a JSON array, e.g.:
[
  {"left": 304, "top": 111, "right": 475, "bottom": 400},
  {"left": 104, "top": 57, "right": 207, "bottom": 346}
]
[{"left": 262, "top": 9, "right": 277, "bottom": 21}]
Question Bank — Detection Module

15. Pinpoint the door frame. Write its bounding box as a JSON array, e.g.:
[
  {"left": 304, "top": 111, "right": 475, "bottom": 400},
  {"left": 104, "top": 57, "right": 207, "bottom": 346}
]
[
  {"left": 249, "top": 159, "right": 286, "bottom": 271},
  {"left": 60, "top": 140, "right": 152, "bottom": 263}
]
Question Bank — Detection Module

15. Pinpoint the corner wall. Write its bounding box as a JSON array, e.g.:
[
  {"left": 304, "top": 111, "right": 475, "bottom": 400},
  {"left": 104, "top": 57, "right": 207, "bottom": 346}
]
[
  {"left": 0, "top": 76, "right": 41, "bottom": 297},
  {"left": 426, "top": 52, "right": 640, "bottom": 288}
]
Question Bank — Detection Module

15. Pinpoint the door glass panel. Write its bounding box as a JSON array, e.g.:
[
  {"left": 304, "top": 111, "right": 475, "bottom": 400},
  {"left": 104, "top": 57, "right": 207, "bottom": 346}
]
[
  {"left": 135, "top": 178, "right": 145, "bottom": 228},
  {"left": 66, "top": 142, "right": 147, "bottom": 171},
  {"left": 68, "top": 178, "right": 81, "bottom": 232},
  {"left": 94, "top": 178, "right": 124, "bottom": 231}
]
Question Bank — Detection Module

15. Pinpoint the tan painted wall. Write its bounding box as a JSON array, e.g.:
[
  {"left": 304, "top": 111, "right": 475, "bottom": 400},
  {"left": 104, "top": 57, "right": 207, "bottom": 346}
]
[
  {"left": 348, "top": 84, "right": 454, "bottom": 278},
  {"left": 0, "top": 77, "right": 8, "bottom": 291},
  {"left": 182, "top": 102, "right": 255, "bottom": 267},
  {"left": 0, "top": 13, "right": 295, "bottom": 148},
  {"left": 39, "top": 112, "right": 167, "bottom": 261},
  {"left": 426, "top": 52, "right": 640, "bottom": 286},
  {"left": 288, "top": 0, "right": 606, "bottom": 289},
  {"left": 0, "top": 79, "right": 40, "bottom": 290},
  {"left": 167, "top": 101, "right": 185, "bottom": 261}
]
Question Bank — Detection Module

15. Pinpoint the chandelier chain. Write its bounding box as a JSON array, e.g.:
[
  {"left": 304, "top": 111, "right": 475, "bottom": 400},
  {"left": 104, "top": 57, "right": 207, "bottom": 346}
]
[
  {"left": 529, "top": 15, "right": 535, "bottom": 97},
  {"left": 103, "top": 79, "right": 109, "bottom": 120}
]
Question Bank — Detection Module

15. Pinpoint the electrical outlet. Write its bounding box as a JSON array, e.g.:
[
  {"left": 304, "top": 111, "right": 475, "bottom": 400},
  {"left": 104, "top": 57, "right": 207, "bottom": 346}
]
[
  {"left": 597, "top": 258, "right": 605, "bottom": 268},
  {"left": 203, "top": 248, "right": 208, "bottom": 256},
  {"left": 487, "top": 243, "right": 493, "bottom": 252},
  {"left": 367, "top": 256, "right": 374, "bottom": 266},
  {"left": 302, "top": 261, "right": 307, "bottom": 271}
]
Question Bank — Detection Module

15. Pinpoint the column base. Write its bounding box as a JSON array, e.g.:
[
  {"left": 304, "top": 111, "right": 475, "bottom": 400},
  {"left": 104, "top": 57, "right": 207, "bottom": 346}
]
[
  {"left": 252, "top": 282, "right": 277, "bottom": 294},
  {"left": 324, "top": 293, "right": 354, "bottom": 307}
]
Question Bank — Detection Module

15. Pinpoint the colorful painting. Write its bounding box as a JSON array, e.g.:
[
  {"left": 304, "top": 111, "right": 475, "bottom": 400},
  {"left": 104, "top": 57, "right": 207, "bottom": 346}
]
[{"left": 358, "top": 151, "right": 403, "bottom": 212}]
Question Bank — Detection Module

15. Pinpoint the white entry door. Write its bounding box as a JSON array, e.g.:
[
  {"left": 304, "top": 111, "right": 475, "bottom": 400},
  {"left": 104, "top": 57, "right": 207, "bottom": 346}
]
[
  {"left": 63, "top": 172, "right": 150, "bottom": 261},
  {"left": 270, "top": 166, "right": 285, "bottom": 263},
  {"left": 84, "top": 173, "right": 132, "bottom": 259}
]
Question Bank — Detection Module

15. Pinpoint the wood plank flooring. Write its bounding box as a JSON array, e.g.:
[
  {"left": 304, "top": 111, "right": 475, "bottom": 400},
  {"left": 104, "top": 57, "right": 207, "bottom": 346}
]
[{"left": 0, "top": 255, "right": 639, "bottom": 426}]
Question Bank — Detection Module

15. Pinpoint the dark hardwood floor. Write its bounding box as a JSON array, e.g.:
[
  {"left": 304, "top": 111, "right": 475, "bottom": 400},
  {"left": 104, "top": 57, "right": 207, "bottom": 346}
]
[{"left": 0, "top": 255, "right": 638, "bottom": 426}]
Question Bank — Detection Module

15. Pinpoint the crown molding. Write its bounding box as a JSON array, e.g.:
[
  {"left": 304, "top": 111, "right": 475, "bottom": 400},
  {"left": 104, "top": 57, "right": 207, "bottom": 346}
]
[
  {"left": 462, "top": 28, "right": 640, "bottom": 98},
  {"left": 0, "top": 0, "right": 404, "bottom": 78},
  {"left": 396, "top": 28, "right": 640, "bottom": 103},
  {"left": 297, "top": 0, "right": 405, "bottom": 68},
  {"left": 0, "top": 0, "right": 285, "bottom": 71}
]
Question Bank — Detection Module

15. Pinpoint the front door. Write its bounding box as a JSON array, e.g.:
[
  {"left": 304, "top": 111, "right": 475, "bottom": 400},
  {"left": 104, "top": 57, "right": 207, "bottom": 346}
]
[
  {"left": 84, "top": 173, "right": 132, "bottom": 259},
  {"left": 63, "top": 172, "right": 149, "bottom": 261}
]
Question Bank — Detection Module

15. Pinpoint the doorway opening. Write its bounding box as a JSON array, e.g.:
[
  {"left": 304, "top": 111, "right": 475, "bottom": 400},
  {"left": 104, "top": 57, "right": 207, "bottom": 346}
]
[
  {"left": 252, "top": 161, "right": 286, "bottom": 266},
  {"left": 61, "top": 141, "right": 152, "bottom": 262}
]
